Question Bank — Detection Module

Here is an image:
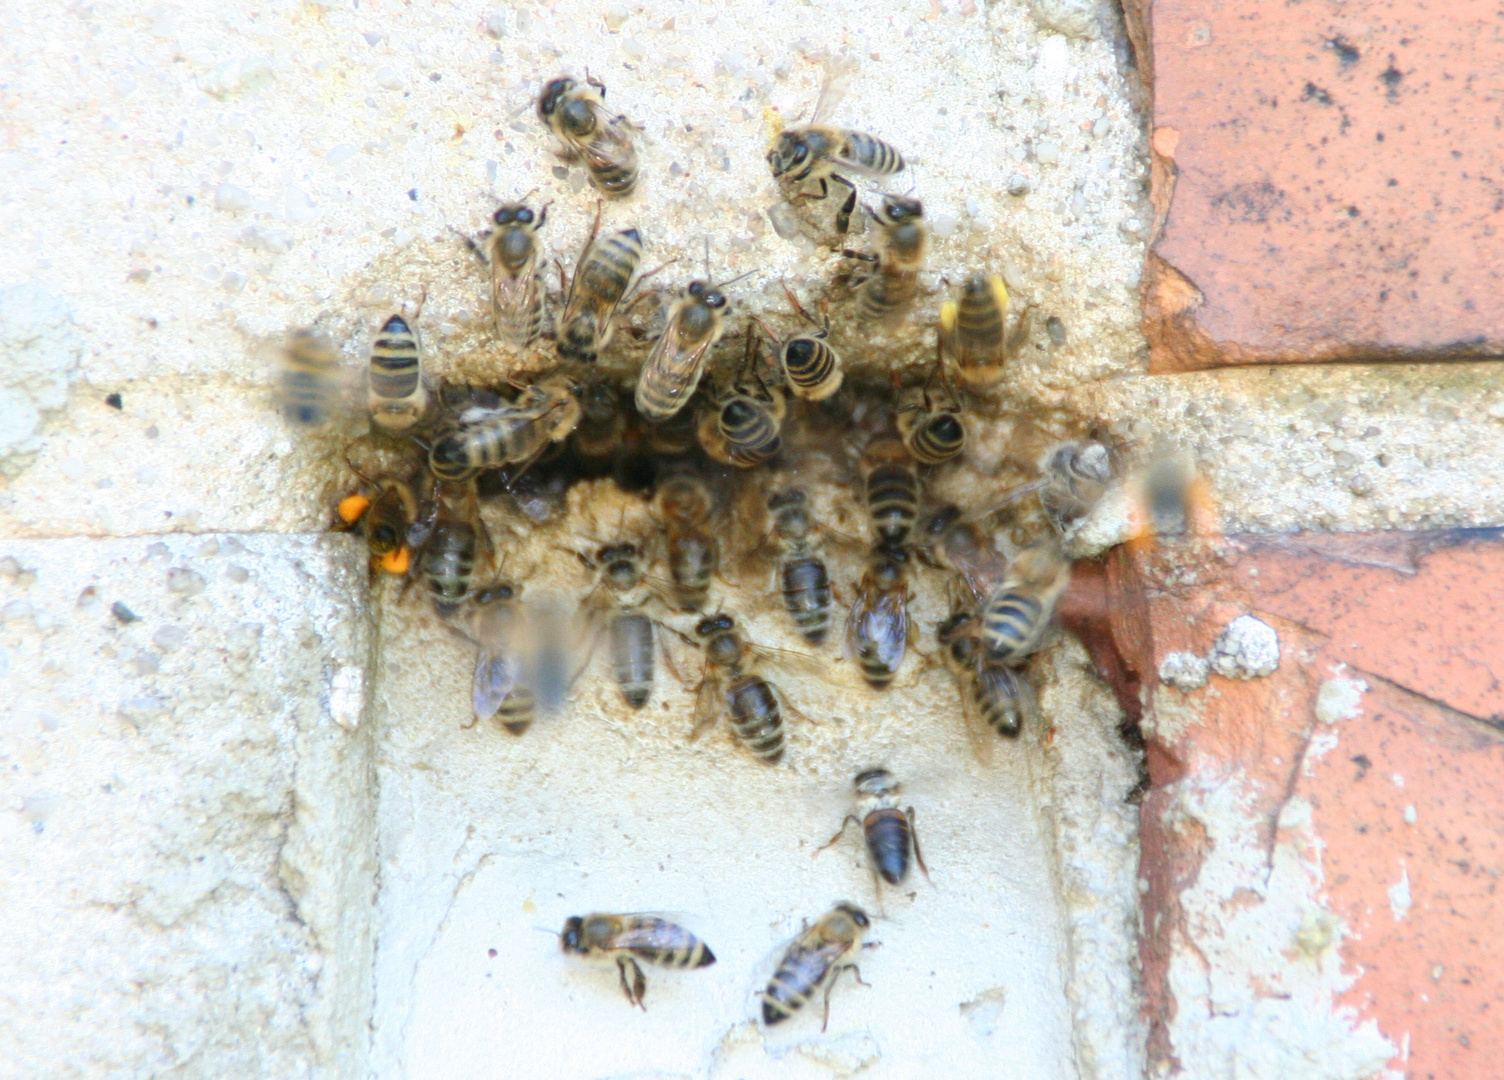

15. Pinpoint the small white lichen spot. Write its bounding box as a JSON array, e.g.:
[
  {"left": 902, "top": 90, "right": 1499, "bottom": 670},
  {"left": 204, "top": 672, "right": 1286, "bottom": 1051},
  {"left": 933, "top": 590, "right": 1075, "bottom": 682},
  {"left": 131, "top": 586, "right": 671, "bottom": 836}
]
[
  {"left": 1031, "top": 0, "right": 1099, "bottom": 38},
  {"left": 1388, "top": 862, "right": 1412, "bottom": 921},
  {"left": 1315, "top": 672, "right": 1367, "bottom": 724},
  {"left": 1159, "top": 651, "right": 1210, "bottom": 691},
  {"left": 328, "top": 664, "right": 366, "bottom": 729},
  {"left": 1208, "top": 614, "right": 1280, "bottom": 679}
]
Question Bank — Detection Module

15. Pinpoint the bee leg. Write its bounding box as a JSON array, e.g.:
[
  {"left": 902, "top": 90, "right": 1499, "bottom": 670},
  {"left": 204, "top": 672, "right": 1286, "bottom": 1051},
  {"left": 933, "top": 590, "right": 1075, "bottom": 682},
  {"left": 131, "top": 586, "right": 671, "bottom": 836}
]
[
  {"left": 616, "top": 955, "right": 647, "bottom": 1011},
  {"left": 814, "top": 814, "right": 859, "bottom": 858},
  {"left": 655, "top": 623, "right": 688, "bottom": 685},
  {"left": 448, "top": 226, "right": 490, "bottom": 266},
  {"left": 1007, "top": 302, "right": 1039, "bottom": 357},
  {"left": 907, "top": 805, "right": 932, "bottom": 883},
  {"left": 819, "top": 964, "right": 869, "bottom": 1032},
  {"left": 832, "top": 175, "right": 859, "bottom": 236}
]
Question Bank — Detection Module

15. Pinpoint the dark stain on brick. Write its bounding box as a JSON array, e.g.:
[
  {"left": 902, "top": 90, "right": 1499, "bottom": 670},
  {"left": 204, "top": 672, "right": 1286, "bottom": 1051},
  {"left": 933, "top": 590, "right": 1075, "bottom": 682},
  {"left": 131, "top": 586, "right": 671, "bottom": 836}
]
[
  {"left": 1326, "top": 37, "right": 1361, "bottom": 67},
  {"left": 1211, "top": 181, "right": 1287, "bottom": 224},
  {"left": 1303, "top": 81, "right": 1334, "bottom": 105},
  {"left": 1352, "top": 754, "right": 1372, "bottom": 780},
  {"left": 1381, "top": 58, "right": 1404, "bottom": 99}
]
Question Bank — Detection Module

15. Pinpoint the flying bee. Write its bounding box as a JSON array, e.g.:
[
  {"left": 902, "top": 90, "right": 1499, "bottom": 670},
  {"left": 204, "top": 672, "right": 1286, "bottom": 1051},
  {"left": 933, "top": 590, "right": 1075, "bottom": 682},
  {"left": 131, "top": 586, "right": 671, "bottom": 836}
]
[
  {"left": 845, "top": 544, "right": 916, "bottom": 690},
  {"left": 817, "top": 768, "right": 929, "bottom": 888},
  {"left": 761, "top": 903, "right": 872, "bottom": 1029},
  {"left": 896, "top": 356, "right": 965, "bottom": 466},
  {"left": 847, "top": 195, "right": 927, "bottom": 324},
  {"left": 979, "top": 540, "right": 1071, "bottom": 665},
  {"left": 560, "top": 913, "right": 715, "bottom": 1011},
  {"left": 755, "top": 285, "right": 843, "bottom": 401},
  {"left": 428, "top": 372, "right": 582, "bottom": 483},
  {"left": 458, "top": 580, "right": 536, "bottom": 734},
  {"left": 634, "top": 278, "right": 736, "bottom": 422},
  {"left": 557, "top": 216, "right": 644, "bottom": 363},
  {"left": 414, "top": 488, "right": 491, "bottom": 612},
  {"left": 765, "top": 489, "right": 837, "bottom": 645},
  {"left": 579, "top": 540, "right": 677, "bottom": 709},
  {"left": 1039, "top": 439, "right": 1114, "bottom": 533},
  {"left": 654, "top": 473, "right": 718, "bottom": 612},
  {"left": 940, "top": 273, "right": 1037, "bottom": 391},
  {"left": 861, "top": 437, "right": 921, "bottom": 547},
  {"left": 335, "top": 474, "right": 419, "bottom": 575},
  {"left": 937, "top": 606, "right": 1030, "bottom": 742},
  {"left": 537, "top": 76, "right": 640, "bottom": 198},
  {"left": 367, "top": 306, "right": 430, "bottom": 434},
  {"left": 275, "top": 328, "right": 343, "bottom": 427},
  {"left": 469, "top": 201, "right": 548, "bottom": 348},
  {"left": 698, "top": 333, "right": 786, "bottom": 469},
  {"left": 691, "top": 612, "right": 812, "bottom": 766}
]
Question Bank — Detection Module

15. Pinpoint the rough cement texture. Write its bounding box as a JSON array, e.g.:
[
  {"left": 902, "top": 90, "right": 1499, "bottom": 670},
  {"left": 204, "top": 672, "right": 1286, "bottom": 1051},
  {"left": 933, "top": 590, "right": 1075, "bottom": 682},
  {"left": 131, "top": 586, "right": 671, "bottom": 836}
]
[{"left": 0, "top": 533, "right": 376, "bottom": 1078}]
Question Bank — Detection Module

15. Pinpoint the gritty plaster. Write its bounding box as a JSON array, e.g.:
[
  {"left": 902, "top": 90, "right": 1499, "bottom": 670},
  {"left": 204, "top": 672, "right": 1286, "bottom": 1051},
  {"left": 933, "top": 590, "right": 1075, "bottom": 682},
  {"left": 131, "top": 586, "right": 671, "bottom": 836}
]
[{"left": 0, "top": 533, "right": 376, "bottom": 1078}]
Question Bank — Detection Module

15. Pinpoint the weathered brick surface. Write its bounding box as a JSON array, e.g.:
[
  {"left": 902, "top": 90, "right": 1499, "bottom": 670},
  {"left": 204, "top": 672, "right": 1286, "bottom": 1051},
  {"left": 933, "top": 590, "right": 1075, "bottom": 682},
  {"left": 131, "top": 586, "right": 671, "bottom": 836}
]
[
  {"left": 1127, "top": 0, "right": 1504, "bottom": 371},
  {"left": 1070, "top": 530, "right": 1504, "bottom": 1076}
]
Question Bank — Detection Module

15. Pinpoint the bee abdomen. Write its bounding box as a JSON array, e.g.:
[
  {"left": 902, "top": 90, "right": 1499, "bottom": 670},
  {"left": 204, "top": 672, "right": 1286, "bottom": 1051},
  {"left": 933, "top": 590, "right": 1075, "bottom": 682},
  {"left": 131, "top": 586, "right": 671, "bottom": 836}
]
[
  {"left": 781, "top": 338, "right": 841, "bottom": 400},
  {"left": 842, "top": 131, "right": 905, "bottom": 175},
  {"left": 718, "top": 399, "right": 781, "bottom": 468},
  {"left": 955, "top": 284, "right": 1006, "bottom": 345},
  {"left": 855, "top": 642, "right": 898, "bottom": 689},
  {"left": 611, "top": 612, "right": 655, "bottom": 708},
  {"left": 906, "top": 413, "right": 965, "bottom": 466},
  {"left": 863, "top": 808, "right": 912, "bottom": 885},
  {"left": 424, "top": 523, "right": 477, "bottom": 604},
  {"left": 668, "top": 535, "right": 715, "bottom": 612},
  {"left": 727, "top": 675, "right": 784, "bottom": 764},
  {"left": 590, "top": 154, "right": 638, "bottom": 197},
  {"left": 981, "top": 590, "right": 1045, "bottom": 663},
  {"left": 762, "top": 949, "right": 829, "bottom": 1025},
  {"left": 865, "top": 463, "right": 919, "bottom": 545},
  {"left": 781, "top": 556, "right": 832, "bottom": 644},
  {"left": 631, "top": 918, "right": 716, "bottom": 969},
  {"left": 859, "top": 270, "right": 919, "bottom": 324},
  {"left": 582, "top": 230, "right": 643, "bottom": 302},
  {"left": 369, "top": 316, "right": 422, "bottom": 400},
  {"left": 976, "top": 663, "right": 1024, "bottom": 737},
  {"left": 497, "top": 685, "right": 536, "bottom": 736}
]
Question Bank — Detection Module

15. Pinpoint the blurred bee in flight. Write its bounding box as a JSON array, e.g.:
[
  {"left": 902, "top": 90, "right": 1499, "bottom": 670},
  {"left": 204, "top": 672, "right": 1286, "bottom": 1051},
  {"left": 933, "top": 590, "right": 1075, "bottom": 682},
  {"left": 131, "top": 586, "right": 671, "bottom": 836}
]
[
  {"left": 761, "top": 903, "right": 872, "bottom": 1029},
  {"left": 537, "top": 75, "right": 640, "bottom": 198},
  {"left": 275, "top": 328, "right": 343, "bottom": 428},
  {"left": 559, "top": 913, "right": 715, "bottom": 1010}
]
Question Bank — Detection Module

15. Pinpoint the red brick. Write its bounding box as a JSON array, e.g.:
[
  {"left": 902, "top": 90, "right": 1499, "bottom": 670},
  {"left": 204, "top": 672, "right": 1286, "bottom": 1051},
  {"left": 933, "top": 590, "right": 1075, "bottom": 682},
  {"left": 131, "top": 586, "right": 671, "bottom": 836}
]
[{"left": 1126, "top": 0, "right": 1504, "bottom": 371}]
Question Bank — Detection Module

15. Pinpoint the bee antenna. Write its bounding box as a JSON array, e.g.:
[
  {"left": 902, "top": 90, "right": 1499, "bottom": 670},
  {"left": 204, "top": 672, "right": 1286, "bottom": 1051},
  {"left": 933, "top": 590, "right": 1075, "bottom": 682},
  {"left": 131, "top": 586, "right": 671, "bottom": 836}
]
[
  {"left": 703, "top": 236, "right": 711, "bottom": 281},
  {"left": 715, "top": 267, "right": 761, "bottom": 290},
  {"left": 533, "top": 925, "right": 561, "bottom": 936}
]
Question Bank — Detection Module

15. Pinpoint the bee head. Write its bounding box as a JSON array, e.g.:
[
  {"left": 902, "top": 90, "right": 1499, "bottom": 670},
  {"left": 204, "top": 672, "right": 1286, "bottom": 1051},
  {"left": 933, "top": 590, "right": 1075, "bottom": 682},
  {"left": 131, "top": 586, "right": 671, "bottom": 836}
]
[
  {"left": 879, "top": 195, "right": 924, "bottom": 224},
  {"left": 854, "top": 768, "right": 896, "bottom": 796},
  {"left": 429, "top": 433, "right": 471, "bottom": 477},
  {"left": 767, "top": 489, "right": 806, "bottom": 512},
  {"left": 475, "top": 582, "right": 518, "bottom": 604},
  {"left": 834, "top": 903, "right": 870, "bottom": 929},
  {"left": 380, "top": 314, "right": 411, "bottom": 334},
  {"left": 767, "top": 131, "right": 808, "bottom": 177},
  {"left": 927, "top": 413, "right": 963, "bottom": 444},
  {"left": 538, "top": 77, "right": 575, "bottom": 121},
  {"left": 559, "top": 916, "right": 587, "bottom": 954},
  {"left": 598, "top": 541, "right": 638, "bottom": 563},
  {"left": 369, "top": 521, "right": 402, "bottom": 553},
  {"left": 695, "top": 613, "right": 734, "bottom": 637},
  {"left": 935, "top": 610, "right": 974, "bottom": 645}
]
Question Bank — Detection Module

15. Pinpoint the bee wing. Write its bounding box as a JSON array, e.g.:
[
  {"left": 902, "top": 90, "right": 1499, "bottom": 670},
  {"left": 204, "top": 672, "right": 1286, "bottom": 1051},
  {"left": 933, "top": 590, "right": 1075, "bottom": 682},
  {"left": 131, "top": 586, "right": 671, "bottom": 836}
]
[
  {"left": 581, "top": 110, "right": 637, "bottom": 170},
  {"left": 691, "top": 665, "right": 723, "bottom": 740},
  {"left": 747, "top": 641, "right": 823, "bottom": 674},
  {"left": 808, "top": 56, "right": 854, "bottom": 126},
  {"left": 492, "top": 260, "right": 542, "bottom": 345},
  {"left": 472, "top": 648, "right": 521, "bottom": 723},
  {"left": 605, "top": 917, "right": 701, "bottom": 954},
  {"left": 845, "top": 590, "right": 907, "bottom": 671},
  {"left": 643, "top": 312, "right": 715, "bottom": 390}
]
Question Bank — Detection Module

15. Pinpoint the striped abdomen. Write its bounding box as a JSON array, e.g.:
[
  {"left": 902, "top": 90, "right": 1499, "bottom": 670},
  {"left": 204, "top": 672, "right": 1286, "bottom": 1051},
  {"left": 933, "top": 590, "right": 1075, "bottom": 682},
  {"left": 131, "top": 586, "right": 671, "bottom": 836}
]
[
  {"left": 905, "top": 412, "right": 965, "bottom": 466},
  {"left": 865, "top": 461, "right": 919, "bottom": 546},
  {"left": 863, "top": 808, "right": 912, "bottom": 885},
  {"left": 668, "top": 533, "right": 716, "bottom": 612},
  {"left": 780, "top": 336, "right": 842, "bottom": 400},
  {"left": 429, "top": 409, "right": 550, "bottom": 481},
  {"left": 838, "top": 130, "right": 905, "bottom": 176},
  {"left": 719, "top": 396, "right": 781, "bottom": 468},
  {"left": 726, "top": 674, "right": 784, "bottom": 764},
  {"left": 610, "top": 612, "right": 654, "bottom": 708},
  {"left": 859, "top": 265, "right": 920, "bottom": 323},
  {"left": 585, "top": 129, "right": 639, "bottom": 196},
  {"left": 948, "top": 274, "right": 1008, "bottom": 387},
  {"left": 980, "top": 588, "right": 1047, "bottom": 664},
  {"left": 974, "top": 662, "right": 1024, "bottom": 738},
  {"left": 495, "top": 685, "right": 536, "bottom": 736},
  {"left": 621, "top": 917, "right": 715, "bottom": 969},
  {"left": 424, "top": 521, "right": 477, "bottom": 605},
  {"left": 277, "top": 329, "right": 341, "bottom": 427},
  {"left": 780, "top": 555, "right": 832, "bottom": 644},
  {"left": 559, "top": 229, "right": 642, "bottom": 361},
  {"left": 762, "top": 943, "right": 837, "bottom": 1025},
  {"left": 368, "top": 314, "right": 427, "bottom": 432}
]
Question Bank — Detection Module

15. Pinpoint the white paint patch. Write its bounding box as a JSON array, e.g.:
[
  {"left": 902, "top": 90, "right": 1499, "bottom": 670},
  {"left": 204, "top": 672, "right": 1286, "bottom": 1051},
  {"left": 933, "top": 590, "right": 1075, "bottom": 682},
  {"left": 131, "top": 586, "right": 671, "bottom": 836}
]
[{"left": 1388, "top": 863, "right": 1412, "bottom": 922}]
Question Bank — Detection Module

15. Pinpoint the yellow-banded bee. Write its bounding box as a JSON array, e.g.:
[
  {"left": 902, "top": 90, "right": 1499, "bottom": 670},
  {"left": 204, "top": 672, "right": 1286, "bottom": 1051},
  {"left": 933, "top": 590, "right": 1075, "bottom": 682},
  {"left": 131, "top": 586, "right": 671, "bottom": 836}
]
[
  {"left": 428, "top": 373, "right": 582, "bottom": 482},
  {"left": 275, "top": 328, "right": 342, "bottom": 427},
  {"left": 459, "top": 580, "right": 536, "bottom": 734},
  {"left": 849, "top": 195, "right": 926, "bottom": 324},
  {"left": 979, "top": 540, "right": 1071, "bottom": 665},
  {"left": 761, "top": 903, "right": 872, "bottom": 1029},
  {"left": 559, "top": 913, "right": 715, "bottom": 1010},
  {"left": 654, "top": 473, "right": 718, "bottom": 612},
  {"left": 413, "top": 489, "right": 491, "bottom": 612},
  {"left": 691, "top": 612, "right": 811, "bottom": 765},
  {"left": 918, "top": 503, "right": 1009, "bottom": 602},
  {"left": 367, "top": 310, "right": 430, "bottom": 433},
  {"left": 817, "top": 768, "right": 929, "bottom": 888},
  {"left": 940, "top": 273, "right": 1036, "bottom": 391},
  {"left": 845, "top": 544, "right": 915, "bottom": 690},
  {"left": 937, "top": 607, "right": 1028, "bottom": 741},
  {"left": 336, "top": 475, "right": 419, "bottom": 575},
  {"left": 757, "top": 285, "right": 843, "bottom": 401},
  {"left": 558, "top": 220, "right": 643, "bottom": 363},
  {"left": 698, "top": 348, "right": 786, "bottom": 470},
  {"left": 580, "top": 541, "right": 669, "bottom": 709},
  {"left": 896, "top": 358, "right": 965, "bottom": 467},
  {"left": 477, "top": 201, "right": 548, "bottom": 348},
  {"left": 1040, "top": 440, "right": 1113, "bottom": 533},
  {"left": 768, "top": 126, "right": 905, "bottom": 188},
  {"left": 766, "top": 489, "right": 836, "bottom": 645},
  {"left": 860, "top": 437, "right": 920, "bottom": 547},
  {"left": 635, "top": 279, "right": 733, "bottom": 422},
  {"left": 537, "top": 76, "right": 640, "bottom": 198}
]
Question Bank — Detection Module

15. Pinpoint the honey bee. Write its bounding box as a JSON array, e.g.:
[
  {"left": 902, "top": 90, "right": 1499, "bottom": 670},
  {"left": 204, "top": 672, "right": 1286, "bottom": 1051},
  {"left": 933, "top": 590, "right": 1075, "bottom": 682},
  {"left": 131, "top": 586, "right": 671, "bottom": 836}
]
[
  {"left": 860, "top": 437, "right": 920, "bottom": 547},
  {"left": 937, "top": 607, "right": 1029, "bottom": 741},
  {"left": 1039, "top": 440, "right": 1113, "bottom": 533},
  {"left": 459, "top": 580, "right": 536, "bottom": 734},
  {"left": 571, "top": 378, "right": 628, "bottom": 476},
  {"left": 428, "top": 372, "right": 582, "bottom": 483},
  {"left": 275, "top": 328, "right": 343, "bottom": 427},
  {"left": 848, "top": 195, "right": 927, "bottom": 324},
  {"left": 765, "top": 489, "right": 837, "bottom": 645},
  {"left": 335, "top": 474, "right": 419, "bottom": 575},
  {"left": 559, "top": 913, "right": 715, "bottom": 1010},
  {"left": 845, "top": 544, "right": 915, "bottom": 689},
  {"left": 940, "top": 273, "right": 1036, "bottom": 391},
  {"left": 918, "top": 503, "right": 1009, "bottom": 602},
  {"left": 756, "top": 285, "right": 843, "bottom": 401},
  {"left": 475, "top": 201, "right": 548, "bottom": 348},
  {"left": 367, "top": 309, "right": 430, "bottom": 434},
  {"left": 634, "top": 279, "right": 734, "bottom": 422},
  {"left": 896, "top": 358, "right": 965, "bottom": 466},
  {"left": 691, "top": 612, "right": 811, "bottom": 765},
  {"left": 537, "top": 76, "right": 640, "bottom": 198},
  {"left": 698, "top": 343, "right": 786, "bottom": 469},
  {"left": 414, "top": 489, "right": 491, "bottom": 612},
  {"left": 761, "top": 903, "right": 872, "bottom": 1029},
  {"left": 817, "top": 768, "right": 929, "bottom": 888},
  {"left": 557, "top": 218, "right": 644, "bottom": 363},
  {"left": 580, "top": 541, "right": 671, "bottom": 709},
  {"left": 654, "top": 473, "right": 719, "bottom": 612},
  {"left": 979, "top": 540, "right": 1071, "bottom": 665}
]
